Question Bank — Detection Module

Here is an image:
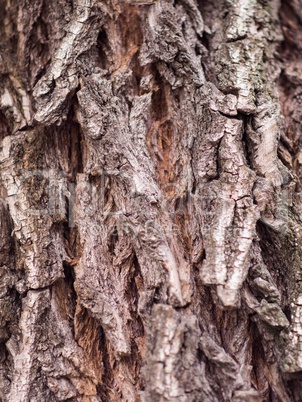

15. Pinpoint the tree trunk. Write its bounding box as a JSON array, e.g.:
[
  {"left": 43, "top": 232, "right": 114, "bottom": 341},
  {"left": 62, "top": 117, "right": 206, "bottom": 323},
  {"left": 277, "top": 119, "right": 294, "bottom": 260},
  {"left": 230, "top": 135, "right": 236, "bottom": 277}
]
[{"left": 1, "top": 0, "right": 302, "bottom": 400}]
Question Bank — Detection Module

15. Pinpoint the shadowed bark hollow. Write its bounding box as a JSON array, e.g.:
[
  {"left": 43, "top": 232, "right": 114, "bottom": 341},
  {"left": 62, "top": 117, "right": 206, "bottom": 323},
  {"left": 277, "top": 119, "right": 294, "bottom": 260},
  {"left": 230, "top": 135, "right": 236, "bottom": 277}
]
[{"left": 1, "top": 0, "right": 302, "bottom": 401}]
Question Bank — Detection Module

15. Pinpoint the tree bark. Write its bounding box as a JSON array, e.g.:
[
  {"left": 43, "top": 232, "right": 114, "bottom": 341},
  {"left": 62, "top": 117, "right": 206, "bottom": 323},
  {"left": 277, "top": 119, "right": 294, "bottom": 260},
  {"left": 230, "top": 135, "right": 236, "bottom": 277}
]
[{"left": 0, "top": 0, "right": 302, "bottom": 400}]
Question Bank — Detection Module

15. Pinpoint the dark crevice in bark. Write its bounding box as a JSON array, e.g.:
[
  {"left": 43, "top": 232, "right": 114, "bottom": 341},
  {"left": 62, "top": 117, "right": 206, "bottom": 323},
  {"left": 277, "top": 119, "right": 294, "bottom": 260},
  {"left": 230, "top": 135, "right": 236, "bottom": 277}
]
[
  {"left": 0, "top": 343, "right": 13, "bottom": 396},
  {"left": 250, "top": 321, "right": 269, "bottom": 398},
  {"left": 132, "top": 253, "right": 144, "bottom": 311},
  {"left": 151, "top": 70, "right": 168, "bottom": 121},
  {"left": 284, "top": 305, "right": 291, "bottom": 324},
  {"left": 96, "top": 29, "right": 109, "bottom": 70},
  {"left": 73, "top": 305, "right": 104, "bottom": 392},
  {"left": 108, "top": 225, "right": 119, "bottom": 255},
  {"left": 241, "top": 114, "right": 254, "bottom": 171},
  {"left": 27, "top": 15, "right": 50, "bottom": 89},
  {"left": 256, "top": 221, "right": 289, "bottom": 306},
  {"left": 60, "top": 110, "right": 83, "bottom": 338},
  {"left": 62, "top": 261, "right": 77, "bottom": 327},
  {"left": 97, "top": 325, "right": 113, "bottom": 401},
  {"left": 0, "top": 111, "right": 12, "bottom": 142},
  {"left": 207, "top": 135, "right": 223, "bottom": 183}
]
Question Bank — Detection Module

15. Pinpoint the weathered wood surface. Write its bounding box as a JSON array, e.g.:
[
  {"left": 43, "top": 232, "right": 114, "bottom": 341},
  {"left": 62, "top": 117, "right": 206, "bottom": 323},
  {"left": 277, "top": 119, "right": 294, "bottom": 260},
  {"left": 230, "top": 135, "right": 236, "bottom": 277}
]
[{"left": 0, "top": 0, "right": 302, "bottom": 400}]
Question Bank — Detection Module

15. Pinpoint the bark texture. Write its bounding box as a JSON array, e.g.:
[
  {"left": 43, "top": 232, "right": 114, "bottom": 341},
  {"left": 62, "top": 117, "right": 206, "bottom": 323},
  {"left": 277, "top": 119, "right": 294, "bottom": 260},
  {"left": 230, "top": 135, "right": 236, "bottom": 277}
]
[{"left": 1, "top": 0, "right": 302, "bottom": 400}]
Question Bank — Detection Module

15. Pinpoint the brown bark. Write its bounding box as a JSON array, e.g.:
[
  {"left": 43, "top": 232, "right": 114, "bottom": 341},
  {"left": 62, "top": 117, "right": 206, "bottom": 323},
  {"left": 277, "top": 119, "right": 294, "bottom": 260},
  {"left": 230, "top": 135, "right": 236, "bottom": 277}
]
[{"left": 1, "top": 0, "right": 302, "bottom": 400}]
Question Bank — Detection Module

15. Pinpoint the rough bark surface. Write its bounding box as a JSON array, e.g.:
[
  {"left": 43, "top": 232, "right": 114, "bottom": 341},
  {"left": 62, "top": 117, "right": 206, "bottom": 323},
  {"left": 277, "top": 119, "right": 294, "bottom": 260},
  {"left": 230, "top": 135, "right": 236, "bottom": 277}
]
[{"left": 1, "top": 0, "right": 302, "bottom": 400}]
